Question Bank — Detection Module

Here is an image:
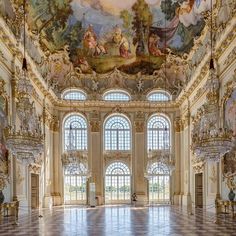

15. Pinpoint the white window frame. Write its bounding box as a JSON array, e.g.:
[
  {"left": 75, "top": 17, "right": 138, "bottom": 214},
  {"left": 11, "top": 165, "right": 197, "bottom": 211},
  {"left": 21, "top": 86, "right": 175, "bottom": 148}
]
[
  {"left": 105, "top": 162, "right": 131, "bottom": 204},
  {"left": 147, "top": 114, "right": 170, "bottom": 151},
  {"left": 62, "top": 89, "right": 87, "bottom": 101},
  {"left": 104, "top": 115, "right": 131, "bottom": 151},
  {"left": 147, "top": 90, "right": 171, "bottom": 102},
  {"left": 148, "top": 162, "right": 170, "bottom": 204},
  {"left": 103, "top": 90, "right": 131, "bottom": 101},
  {"left": 63, "top": 114, "right": 88, "bottom": 151}
]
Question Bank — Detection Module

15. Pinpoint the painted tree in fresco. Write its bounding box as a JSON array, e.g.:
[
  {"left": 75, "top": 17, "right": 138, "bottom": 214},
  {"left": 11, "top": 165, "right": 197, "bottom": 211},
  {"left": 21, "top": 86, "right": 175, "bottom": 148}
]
[
  {"left": 160, "top": 0, "right": 183, "bottom": 21},
  {"left": 32, "top": 0, "right": 73, "bottom": 34},
  {"left": 120, "top": 10, "right": 133, "bottom": 37},
  {"left": 131, "top": 0, "right": 152, "bottom": 55}
]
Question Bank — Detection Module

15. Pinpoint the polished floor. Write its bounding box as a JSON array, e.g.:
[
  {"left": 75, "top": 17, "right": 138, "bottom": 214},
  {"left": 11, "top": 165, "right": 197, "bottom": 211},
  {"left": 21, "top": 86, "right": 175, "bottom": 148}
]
[{"left": 0, "top": 205, "right": 236, "bottom": 236}]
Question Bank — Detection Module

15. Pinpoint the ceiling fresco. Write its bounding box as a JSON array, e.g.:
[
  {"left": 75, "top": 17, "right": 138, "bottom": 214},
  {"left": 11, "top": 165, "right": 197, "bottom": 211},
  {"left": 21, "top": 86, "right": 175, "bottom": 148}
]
[
  {"left": 0, "top": 0, "right": 220, "bottom": 98},
  {"left": 26, "top": 0, "right": 209, "bottom": 74}
]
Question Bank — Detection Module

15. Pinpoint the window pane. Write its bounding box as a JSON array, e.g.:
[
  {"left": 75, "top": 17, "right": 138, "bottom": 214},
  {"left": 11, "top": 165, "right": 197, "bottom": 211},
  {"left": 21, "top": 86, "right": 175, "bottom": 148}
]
[
  {"left": 104, "top": 91, "right": 130, "bottom": 101},
  {"left": 147, "top": 115, "right": 170, "bottom": 151},
  {"left": 105, "top": 162, "right": 130, "bottom": 203},
  {"left": 64, "top": 115, "right": 87, "bottom": 150},
  {"left": 63, "top": 91, "right": 86, "bottom": 101},
  {"left": 64, "top": 165, "right": 87, "bottom": 204},
  {"left": 104, "top": 116, "right": 131, "bottom": 151},
  {"left": 147, "top": 91, "right": 170, "bottom": 102},
  {"left": 149, "top": 162, "right": 170, "bottom": 204}
]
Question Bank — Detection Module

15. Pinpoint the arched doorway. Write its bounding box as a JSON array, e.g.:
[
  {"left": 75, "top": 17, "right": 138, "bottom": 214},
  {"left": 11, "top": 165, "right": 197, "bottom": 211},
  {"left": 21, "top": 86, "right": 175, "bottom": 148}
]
[
  {"left": 64, "top": 164, "right": 87, "bottom": 205},
  {"left": 105, "top": 162, "right": 131, "bottom": 204},
  {"left": 148, "top": 162, "right": 170, "bottom": 204}
]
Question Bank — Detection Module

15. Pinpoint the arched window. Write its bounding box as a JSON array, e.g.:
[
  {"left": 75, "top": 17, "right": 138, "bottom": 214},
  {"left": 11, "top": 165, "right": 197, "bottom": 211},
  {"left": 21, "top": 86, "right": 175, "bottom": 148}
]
[
  {"left": 103, "top": 90, "right": 130, "bottom": 101},
  {"left": 105, "top": 162, "right": 131, "bottom": 203},
  {"left": 147, "top": 115, "right": 170, "bottom": 150},
  {"left": 64, "top": 163, "right": 87, "bottom": 204},
  {"left": 148, "top": 162, "right": 170, "bottom": 204},
  {"left": 104, "top": 115, "right": 131, "bottom": 151},
  {"left": 63, "top": 89, "right": 87, "bottom": 101},
  {"left": 64, "top": 115, "right": 87, "bottom": 151},
  {"left": 147, "top": 90, "right": 171, "bottom": 102}
]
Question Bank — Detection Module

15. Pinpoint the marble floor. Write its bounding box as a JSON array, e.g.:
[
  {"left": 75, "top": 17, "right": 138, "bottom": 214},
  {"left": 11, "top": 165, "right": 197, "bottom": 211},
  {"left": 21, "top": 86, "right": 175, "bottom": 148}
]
[{"left": 0, "top": 205, "right": 235, "bottom": 236}]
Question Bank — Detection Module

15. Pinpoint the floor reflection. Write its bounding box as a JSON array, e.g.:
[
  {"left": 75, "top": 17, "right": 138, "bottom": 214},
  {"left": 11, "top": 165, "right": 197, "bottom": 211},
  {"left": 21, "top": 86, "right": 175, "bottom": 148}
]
[{"left": 0, "top": 205, "right": 235, "bottom": 235}]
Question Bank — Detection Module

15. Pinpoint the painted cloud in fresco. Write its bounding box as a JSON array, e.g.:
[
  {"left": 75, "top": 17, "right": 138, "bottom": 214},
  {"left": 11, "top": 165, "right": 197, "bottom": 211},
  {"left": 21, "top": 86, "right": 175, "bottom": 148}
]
[
  {"left": 178, "top": 0, "right": 215, "bottom": 27},
  {"left": 78, "top": 0, "right": 162, "bottom": 15}
]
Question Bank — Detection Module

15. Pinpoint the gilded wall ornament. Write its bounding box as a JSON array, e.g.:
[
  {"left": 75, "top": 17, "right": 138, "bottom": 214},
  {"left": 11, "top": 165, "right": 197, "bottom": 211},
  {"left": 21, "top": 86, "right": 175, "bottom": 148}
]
[
  {"left": 134, "top": 121, "right": 144, "bottom": 133},
  {"left": 90, "top": 120, "right": 100, "bottom": 132},
  {"left": 28, "top": 164, "right": 41, "bottom": 174},
  {"left": 174, "top": 118, "right": 183, "bottom": 132}
]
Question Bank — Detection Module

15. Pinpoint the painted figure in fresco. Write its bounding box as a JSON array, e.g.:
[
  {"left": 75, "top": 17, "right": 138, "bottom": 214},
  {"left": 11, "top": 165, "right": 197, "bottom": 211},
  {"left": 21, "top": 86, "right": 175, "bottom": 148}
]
[
  {"left": 111, "top": 26, "right": 130, "bottom": 58},
  {"left": 83, "top": 25, "right": 106, "bottom": 57},
  {"left": 83, "top": 25, "right": 97, "bottom": 52},
  {"left": 148, "top": 33, "right": 164, "bottom": 57},
  {"left": 119, "top": 35, "right": 130, "bottom": 58},
  {"left": 112, "top": 26, "right": 122, "bottom": 44},
  {"left": 78, "top": 57, "right": 90, "bottom": 73}
]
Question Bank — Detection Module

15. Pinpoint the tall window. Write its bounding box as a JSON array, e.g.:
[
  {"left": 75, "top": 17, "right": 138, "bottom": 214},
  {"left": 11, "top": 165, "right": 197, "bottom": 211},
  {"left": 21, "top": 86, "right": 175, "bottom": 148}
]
[
  {"left": 64, "top": 115, "right": 87, "bottom": 151},
  {"left": 104, "top": 115, "right": 131, "bottom": 151},
  {"left": 148, "top": 162, "right": 170, "bottom": 204},
  {"left": 64, "top": 164, "right": 87, "bottom": 204},
  {"left": 147, "top": 115, "right": 170, "bottom": 150},
  {"left": 105, "top": 162, "right": 131, "bottom": 203},
  {"left": 147, "top": 90, "right": 171, "bottom": 102},
  {"left": 103, "top": 90, "right": 130, "bottom": 101},
  {"left": 63, "top": 89, "right": 87, "bottom": 101}
]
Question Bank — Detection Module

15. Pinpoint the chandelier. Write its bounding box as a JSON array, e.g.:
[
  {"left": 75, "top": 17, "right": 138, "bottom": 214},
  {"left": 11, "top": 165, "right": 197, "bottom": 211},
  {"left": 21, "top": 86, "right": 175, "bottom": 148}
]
[
  {"left": 145, "top": 128, "right": 175, "bottom": 179},
  {"left": 61, "top": 126, "right": 91, "bottom": 177},
  {"left": 4, "top": 0, "right": 44, "bottom": 162},
  {"left": 191, "top": 0, "right": 234, "bottom": 162},
  {"left": 191, "top": 64, "right": 233, "bottom": 162},
  {"left": 61, "top": 149, "right": 90, "bottom": 177}
]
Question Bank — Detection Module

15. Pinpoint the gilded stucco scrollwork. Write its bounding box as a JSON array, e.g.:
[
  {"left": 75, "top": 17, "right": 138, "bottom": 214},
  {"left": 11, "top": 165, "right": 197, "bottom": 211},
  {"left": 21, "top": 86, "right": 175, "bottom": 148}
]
[
  {"left": 104, "top": 151, "right": 131, "bottom": 166},
  {"left": 28, "top": 163, "right": 41, "bottom": 174},
  {"left": 174, "top": 118, "right": 183, "bottom": 132},
  {"left": 192, "top": 152, "right": 206, "bottom": 174},
  {"left": 90, "top": 120, "right": 100, "bottom": 132},
  {"left": 222, "top": 150, "right": 236, "bottom": 190},
  {"left": 134, "top": 121, "right": 144, "bottom": 133},
  {"left": 221, "top": 74, "right": 236, "bottom": 107},
  {"left": 192, "top": 161, "right": 205, "bottom": 174},
  {"left": 0, "top": 77, "right": 9, "bottom": 190}
]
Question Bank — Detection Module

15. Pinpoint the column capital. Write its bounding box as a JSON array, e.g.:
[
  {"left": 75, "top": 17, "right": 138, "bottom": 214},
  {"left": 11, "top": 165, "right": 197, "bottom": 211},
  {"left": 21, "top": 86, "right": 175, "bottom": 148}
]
[
  {"left": 134, "top": 120, "right": 144, "bottom": 133},
  {"left": 89, "top": 120, "right": 100, "bottom": 132}
]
